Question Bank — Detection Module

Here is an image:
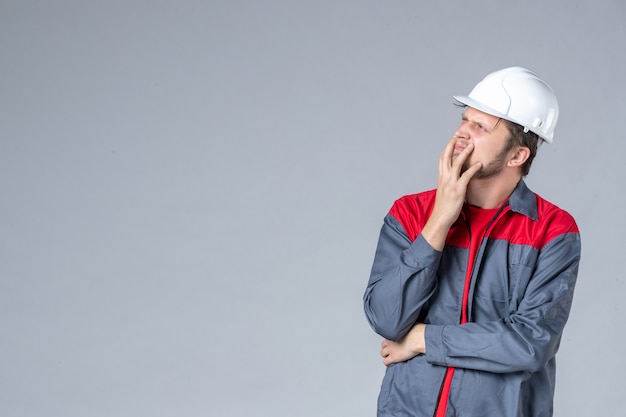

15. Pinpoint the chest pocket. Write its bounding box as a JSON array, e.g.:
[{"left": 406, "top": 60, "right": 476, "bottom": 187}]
[{"left": 471, "top": 240, "right": 538, "bottom": 321}]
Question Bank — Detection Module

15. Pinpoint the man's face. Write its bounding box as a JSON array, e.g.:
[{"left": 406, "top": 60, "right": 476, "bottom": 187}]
[{"left": 453, "top": 107, "right": 512, "bottom": 180}]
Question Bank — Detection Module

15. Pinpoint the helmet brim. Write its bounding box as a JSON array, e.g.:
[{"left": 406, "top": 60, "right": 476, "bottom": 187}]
[
  {"left": 453, "top": 95, "right": 553, "bottom": 143},
  {"left": 453, "top": 95, "right": 510, "bottom": 122}
]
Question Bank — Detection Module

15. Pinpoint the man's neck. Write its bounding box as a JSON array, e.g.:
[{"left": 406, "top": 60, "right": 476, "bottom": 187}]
[{"left": 465, "top": 173, "right": 521, "bottom": 209}]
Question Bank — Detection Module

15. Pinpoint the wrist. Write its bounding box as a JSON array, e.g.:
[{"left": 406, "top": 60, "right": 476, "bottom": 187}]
[
  {"left": 417, "top": 324, "right": 427, "bottom": 354},
  {"left": 421, "top": 218, "right": 450, "bottom": 251},
  {"left": 408, "top": 323, "right": 427, "bottom": 355}
]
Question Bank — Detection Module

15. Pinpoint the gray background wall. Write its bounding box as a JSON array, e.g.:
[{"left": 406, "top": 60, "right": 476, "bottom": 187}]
[{"left": 1, "top": 1, "right": 624, "bottom": 416}]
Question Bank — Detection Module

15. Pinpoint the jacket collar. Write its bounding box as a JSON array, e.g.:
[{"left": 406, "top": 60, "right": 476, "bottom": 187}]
[{"left": 508, "top": 179, "right": 538, "bottom": 221}]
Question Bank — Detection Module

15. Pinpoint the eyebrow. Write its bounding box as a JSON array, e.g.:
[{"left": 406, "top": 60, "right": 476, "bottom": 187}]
[{"left": 461, "top": 113, "right": 500, "bottom": 132}]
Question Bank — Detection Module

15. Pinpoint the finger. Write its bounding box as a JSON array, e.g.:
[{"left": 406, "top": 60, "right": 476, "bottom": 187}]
[
  {"left": 381, "top": 344, "right": 393, "bottom": 356},
  {"left": 450, "top": 142, "right": 474, "bottom": 174},
  {"left": 460, "top": 162, "right": 482, "bottom": 184},
  {"left": 439, "top": 138, "right": 457, "bottom": 173}
]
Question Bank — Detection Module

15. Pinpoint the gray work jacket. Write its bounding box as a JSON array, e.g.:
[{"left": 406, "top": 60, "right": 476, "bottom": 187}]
[{"left": 364, "top": 181, "right": 581, "bottom": 417}]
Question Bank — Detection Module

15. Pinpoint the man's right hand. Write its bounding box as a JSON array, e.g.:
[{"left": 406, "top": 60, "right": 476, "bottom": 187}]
[
  {"left": 380, "top": 323, "right": 427, "bottom": 366},
  {"left": 421, "top": 138, "right": 482, "bottom": 251}
]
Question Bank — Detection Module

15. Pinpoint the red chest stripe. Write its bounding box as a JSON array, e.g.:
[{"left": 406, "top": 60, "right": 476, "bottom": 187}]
[{"left": 389, "top": 191, "right": 579, "bottom": 249}]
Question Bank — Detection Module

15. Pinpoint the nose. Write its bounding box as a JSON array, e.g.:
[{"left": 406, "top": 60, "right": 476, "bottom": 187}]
[{"left": 454, "top": 121, "right": 470, "bottom": 140}]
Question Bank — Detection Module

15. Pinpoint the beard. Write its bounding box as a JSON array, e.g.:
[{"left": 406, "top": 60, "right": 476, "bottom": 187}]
[{"left": 461, "top": 146, "right": 509, "bottom": 180}]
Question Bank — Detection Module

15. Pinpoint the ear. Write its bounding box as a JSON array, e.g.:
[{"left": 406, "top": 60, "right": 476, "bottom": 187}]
[{"left": 507, "top": 146, "right": 530, "bottom": 168}]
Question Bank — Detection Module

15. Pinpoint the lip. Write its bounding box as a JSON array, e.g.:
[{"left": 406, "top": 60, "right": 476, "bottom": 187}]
[{"left": 453, "top": 140, "right": 470, "bottom": 153}]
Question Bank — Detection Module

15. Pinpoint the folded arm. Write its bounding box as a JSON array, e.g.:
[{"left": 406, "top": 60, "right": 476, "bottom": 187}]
[{"left": 381, "top": 232, "right": 581, "bottom": 373}]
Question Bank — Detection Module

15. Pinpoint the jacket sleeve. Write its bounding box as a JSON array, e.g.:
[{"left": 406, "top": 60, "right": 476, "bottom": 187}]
[
  {"left": 363, "top": 213, "right": 442, "bottom": 341},
  {"left": 424, "top": 231, "right": 581, "bottom": 373}
]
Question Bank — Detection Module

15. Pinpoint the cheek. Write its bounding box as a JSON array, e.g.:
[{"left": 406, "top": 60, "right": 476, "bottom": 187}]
[
  {"left": 473, "top": 141, "right": 499, "bottom": 160},
  {"left": 468, "top": 147, "right": 485, "bottom": 163}
]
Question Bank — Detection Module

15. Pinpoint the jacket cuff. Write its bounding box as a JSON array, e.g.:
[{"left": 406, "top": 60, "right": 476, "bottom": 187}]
[
  {"left": 404, "top": 234, "right": 442, "bottom": 270},
  {"left": 425, "top": 324, "right": 447, "bottom": 366}
]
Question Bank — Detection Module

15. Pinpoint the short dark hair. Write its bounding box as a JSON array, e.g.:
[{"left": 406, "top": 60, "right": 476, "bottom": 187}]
[{"left": 502, "top": 120, "right": 540, "bottom": 176}]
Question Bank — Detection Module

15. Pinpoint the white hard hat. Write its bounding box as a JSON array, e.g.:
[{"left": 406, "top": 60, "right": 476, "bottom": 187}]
[{"left": 454, "top": 67, "right": 559, "bottom": 143}]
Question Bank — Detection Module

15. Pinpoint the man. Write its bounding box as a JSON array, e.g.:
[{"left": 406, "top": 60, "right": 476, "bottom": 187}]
[{"left": 363, "top": 67, "right": 581, "bottom": 417}]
